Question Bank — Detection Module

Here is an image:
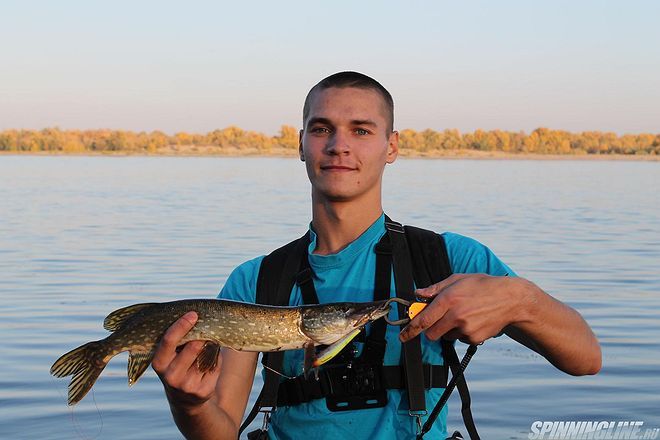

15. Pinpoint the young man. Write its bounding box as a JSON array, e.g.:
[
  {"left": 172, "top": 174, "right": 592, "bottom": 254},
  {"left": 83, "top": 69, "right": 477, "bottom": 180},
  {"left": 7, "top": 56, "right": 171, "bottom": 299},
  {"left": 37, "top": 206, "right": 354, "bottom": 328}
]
[{"left": 151, "top": 72, "right": 601, "bottom": 439}]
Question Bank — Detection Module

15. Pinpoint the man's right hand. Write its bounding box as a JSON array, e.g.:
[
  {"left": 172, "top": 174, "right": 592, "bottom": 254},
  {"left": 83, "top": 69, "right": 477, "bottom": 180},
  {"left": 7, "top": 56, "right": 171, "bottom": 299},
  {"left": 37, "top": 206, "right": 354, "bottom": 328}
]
[{"left": 152, "top": 311, "right": 223, "bottom": 410}]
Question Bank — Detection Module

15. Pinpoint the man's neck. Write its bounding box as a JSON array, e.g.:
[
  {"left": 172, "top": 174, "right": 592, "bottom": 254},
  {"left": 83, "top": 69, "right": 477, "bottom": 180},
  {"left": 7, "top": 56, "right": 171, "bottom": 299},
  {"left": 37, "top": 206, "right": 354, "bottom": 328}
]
[{"left": 310, "top": 197, "right": 383, "bottom": 255}]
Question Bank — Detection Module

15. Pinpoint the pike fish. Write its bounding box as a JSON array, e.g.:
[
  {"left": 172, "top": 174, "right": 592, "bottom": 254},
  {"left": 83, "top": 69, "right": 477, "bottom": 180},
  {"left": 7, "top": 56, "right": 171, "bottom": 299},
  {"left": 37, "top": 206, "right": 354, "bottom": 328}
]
[{"left": 50, "top": 299, "right": 392, "bottom": 405}]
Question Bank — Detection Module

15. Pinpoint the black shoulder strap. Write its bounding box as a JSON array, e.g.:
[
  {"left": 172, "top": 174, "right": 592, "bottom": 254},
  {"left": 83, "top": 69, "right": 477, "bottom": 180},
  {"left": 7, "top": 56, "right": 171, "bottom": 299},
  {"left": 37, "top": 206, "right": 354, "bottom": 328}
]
[
  {"left": 385, "top": 217, "right": 427, "bottom": 414},
  {"left": 239, "top": 232, "right": 310, "bottom": 436},
  {"left": 256, "top": 232, "right": 311, "bottom": 307},
  {"left": 403, "top": 225, "right": 480, "bottom": 440},
  {"left": 404, "top": 225, "right": 452, "bottom": 286}
]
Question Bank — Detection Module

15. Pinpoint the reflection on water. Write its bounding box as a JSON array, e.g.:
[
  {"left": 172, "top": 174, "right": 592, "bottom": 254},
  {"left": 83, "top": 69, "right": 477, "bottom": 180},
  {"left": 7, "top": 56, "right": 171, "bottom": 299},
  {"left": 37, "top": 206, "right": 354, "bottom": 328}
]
[{"left": 1, "top": 156, "right": 658, "bottom": 439}]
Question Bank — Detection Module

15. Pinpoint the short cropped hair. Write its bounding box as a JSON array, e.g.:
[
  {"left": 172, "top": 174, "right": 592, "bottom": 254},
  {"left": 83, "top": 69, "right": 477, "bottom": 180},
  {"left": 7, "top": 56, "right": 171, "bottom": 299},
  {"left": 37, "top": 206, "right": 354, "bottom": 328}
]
[{"left": 302, "top": 71, "right": 394, "bottom": 134}]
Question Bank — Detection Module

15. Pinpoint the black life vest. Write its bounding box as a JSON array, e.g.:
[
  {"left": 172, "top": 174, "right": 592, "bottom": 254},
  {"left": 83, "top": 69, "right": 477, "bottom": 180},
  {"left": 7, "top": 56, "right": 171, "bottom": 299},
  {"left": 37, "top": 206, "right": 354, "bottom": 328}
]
[{"left": 239, "top": 217, "right": 479, "bottom": 439}]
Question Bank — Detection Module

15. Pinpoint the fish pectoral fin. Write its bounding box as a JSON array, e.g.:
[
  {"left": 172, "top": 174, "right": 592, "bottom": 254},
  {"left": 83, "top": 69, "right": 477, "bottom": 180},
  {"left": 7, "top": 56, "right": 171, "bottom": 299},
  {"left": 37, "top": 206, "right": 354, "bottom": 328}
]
[
  {"left": 303, "top": 342, "right": 318, "bottom": 380},
  {"left": 312, "top": 328, "right": 362, "bottom": 368},
  {"left": 127, "top": 350, "right": 154, "bottom": 387},
  {"left": 195, "top": 342, "right": 221, "bottom": 373},
  {"left": 104, "top": 303, "right": 157, "bottom": 331}
]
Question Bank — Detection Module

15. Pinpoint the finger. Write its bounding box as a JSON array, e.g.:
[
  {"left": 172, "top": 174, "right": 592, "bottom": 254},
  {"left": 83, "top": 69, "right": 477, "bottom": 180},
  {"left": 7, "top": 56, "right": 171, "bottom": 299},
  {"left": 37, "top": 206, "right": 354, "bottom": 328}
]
[
  {"left": 152, "top": 312, "right": 198, "bottom": 372},
  {"left": 166, "top": 340, "right": 206, "bottom": 382},
  {"left": 423, "top": 314, "right": 462, "bottom": 341},
  {"left": 439, "top": 328, "right": 463, "bottom": 342},
  {"left": 399, "top": 295, "right": 450, "bottom": 342},
  {"left": 438, "top": 325, "right": 487, "bottom": 345},
  {"left": 415, "top": 274, "right": 468, "bottom": 299}
]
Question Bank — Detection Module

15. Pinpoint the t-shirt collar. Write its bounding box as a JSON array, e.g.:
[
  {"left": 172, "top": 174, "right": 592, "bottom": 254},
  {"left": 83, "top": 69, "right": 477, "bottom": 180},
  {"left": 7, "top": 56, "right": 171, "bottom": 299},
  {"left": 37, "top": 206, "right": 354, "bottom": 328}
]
[{"left": 307, "top": 213, "right": 386, "bottom": 269}]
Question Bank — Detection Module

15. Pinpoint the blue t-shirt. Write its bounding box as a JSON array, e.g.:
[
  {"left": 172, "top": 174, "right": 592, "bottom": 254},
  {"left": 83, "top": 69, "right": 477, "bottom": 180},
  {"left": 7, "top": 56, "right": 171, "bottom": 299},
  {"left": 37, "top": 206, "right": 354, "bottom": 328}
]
[{"left": 219, "top": 214, "right": 513, "bottom": 439}]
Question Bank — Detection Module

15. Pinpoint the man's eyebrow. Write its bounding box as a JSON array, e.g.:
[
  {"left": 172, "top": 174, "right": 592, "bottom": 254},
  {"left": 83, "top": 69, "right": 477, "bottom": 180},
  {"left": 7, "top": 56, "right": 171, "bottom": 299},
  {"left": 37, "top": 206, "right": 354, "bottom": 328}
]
[
  {"left": 306, "top": 117, "right": 378, "bottom": 128},
  {"left": 306, "top": 117, "right": 333, "bottom": 127},
  {"left": 350, "top": 119, "right": 377, "bottom": 127}
]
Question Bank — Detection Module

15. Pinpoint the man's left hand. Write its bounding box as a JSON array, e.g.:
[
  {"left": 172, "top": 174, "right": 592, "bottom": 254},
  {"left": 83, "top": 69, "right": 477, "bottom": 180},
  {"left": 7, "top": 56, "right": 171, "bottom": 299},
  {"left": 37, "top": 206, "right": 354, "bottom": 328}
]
[{"left": 399, "top": 274, "right": 529, "bottom": 344}]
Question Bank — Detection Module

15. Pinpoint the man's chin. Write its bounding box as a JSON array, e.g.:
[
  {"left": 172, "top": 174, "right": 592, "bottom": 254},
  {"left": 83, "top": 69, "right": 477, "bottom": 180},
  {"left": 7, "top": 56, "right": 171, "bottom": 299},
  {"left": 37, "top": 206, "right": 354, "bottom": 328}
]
[
  {"left": 323, "top": 192, "right": 355, "bottom": 203},
  {"left": 313, "top": 188, "right": 357, "bottom": 203}
]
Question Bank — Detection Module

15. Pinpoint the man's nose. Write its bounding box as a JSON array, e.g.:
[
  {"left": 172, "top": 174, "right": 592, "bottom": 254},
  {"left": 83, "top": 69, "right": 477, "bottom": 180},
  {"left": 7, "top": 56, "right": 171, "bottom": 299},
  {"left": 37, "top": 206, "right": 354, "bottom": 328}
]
[{"left": 326, "top": 130, "right": 350, "bottom": 155}]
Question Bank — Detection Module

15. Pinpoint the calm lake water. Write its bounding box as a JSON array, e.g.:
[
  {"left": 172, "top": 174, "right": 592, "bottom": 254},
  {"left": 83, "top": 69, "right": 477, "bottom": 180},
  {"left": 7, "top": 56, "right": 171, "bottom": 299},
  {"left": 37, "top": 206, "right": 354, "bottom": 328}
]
[{"left": 1, "top": 156, "right": 659, "bottom": 439}]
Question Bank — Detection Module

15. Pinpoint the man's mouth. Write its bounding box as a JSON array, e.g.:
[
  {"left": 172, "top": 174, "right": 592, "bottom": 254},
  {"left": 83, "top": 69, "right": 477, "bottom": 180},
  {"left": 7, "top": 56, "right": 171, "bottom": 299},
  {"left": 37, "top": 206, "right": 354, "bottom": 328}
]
[{"left": 320, "top": 165, "right": 356, "bottom": 171}]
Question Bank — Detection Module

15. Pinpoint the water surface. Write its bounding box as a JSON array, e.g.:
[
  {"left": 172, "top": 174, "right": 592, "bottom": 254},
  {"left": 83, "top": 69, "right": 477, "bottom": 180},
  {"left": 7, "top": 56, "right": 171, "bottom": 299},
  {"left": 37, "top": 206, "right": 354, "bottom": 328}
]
[{"left": 1, "top": 156, "right": 658, "bottom": 439}]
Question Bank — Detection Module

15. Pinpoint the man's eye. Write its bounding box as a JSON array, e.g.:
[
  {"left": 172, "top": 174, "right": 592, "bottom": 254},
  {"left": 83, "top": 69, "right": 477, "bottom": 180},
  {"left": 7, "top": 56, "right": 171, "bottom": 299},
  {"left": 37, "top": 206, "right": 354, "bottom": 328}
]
[
  {"left": 355, "top": 128, "right": 369, "bottom": 135},
  {"left": 311, "top": 127, "right": 330, "bottom": 134}
]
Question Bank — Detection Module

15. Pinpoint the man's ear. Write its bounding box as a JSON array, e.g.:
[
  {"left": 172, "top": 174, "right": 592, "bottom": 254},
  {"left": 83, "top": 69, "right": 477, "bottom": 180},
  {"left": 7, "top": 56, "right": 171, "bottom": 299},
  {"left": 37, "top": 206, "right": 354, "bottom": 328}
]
[
  {"left": 299, "top": 129, "right": 305, "bottom": 161},
  {"left": 386, "top": 130, "right": 399, "bottom": 164}
]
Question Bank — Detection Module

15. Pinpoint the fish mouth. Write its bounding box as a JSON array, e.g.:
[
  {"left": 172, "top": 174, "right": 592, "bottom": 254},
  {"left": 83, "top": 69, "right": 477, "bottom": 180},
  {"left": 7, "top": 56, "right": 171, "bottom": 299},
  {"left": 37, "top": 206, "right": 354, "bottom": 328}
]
[{"left": 352, "top": 300, "right": 391, "bottom": 328}]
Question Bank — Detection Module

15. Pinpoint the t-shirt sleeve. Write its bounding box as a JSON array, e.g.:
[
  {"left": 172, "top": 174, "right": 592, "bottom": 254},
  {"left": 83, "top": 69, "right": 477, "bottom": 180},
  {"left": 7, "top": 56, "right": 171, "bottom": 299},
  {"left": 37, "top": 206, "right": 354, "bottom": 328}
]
[
  {"left": 217, "top": 255, "right": 265, "bottom": 303},
  {"left": 442, "top": 232, "right": 516, "bottom": 277}
]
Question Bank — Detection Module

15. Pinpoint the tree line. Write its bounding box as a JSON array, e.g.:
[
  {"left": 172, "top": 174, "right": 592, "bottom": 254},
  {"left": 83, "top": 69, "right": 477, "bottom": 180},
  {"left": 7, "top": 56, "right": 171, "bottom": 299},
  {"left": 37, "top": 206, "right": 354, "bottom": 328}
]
[{"left": 1, "top": 126, "right": 658, "bottom": 155}]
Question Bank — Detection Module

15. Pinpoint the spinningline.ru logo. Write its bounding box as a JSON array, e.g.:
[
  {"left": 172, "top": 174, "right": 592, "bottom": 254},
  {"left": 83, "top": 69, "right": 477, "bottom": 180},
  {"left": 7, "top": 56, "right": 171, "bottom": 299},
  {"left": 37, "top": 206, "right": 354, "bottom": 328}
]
[{"left": 528, "top": 421, "right": 659, "bottom": 439}]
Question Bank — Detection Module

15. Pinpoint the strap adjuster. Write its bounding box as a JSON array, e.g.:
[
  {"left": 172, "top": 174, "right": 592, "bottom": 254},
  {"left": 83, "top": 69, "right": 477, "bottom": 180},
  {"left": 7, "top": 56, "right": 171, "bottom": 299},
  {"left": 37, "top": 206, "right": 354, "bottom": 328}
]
[{"left": 385, "top": 220, "right": 405, "bottom": 234}]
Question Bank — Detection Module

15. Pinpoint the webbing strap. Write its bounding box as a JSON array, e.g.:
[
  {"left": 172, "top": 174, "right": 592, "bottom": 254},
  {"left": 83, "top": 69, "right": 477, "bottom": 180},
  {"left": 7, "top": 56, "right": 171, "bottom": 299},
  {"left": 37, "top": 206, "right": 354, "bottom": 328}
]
[
  {"left": 385, "top": 217, "right": 427, "bottom": 413},
  {"left": 239, "top": 233, "right": 310, "bottom": 435},
  {"left": 296, "top": 265, "right": 318, "bottom": 305},
  {"left": 276, "top": 363, "right": 449, "bottom": 406},
  {"left": 404, "top": 225, "right": 452, "bottom": 285},
  {"left": 442, "top": 340, "right": 480, "bottom": 440},
  {"left": 361, "top": 234, "right": 392, "bottom": 362}
]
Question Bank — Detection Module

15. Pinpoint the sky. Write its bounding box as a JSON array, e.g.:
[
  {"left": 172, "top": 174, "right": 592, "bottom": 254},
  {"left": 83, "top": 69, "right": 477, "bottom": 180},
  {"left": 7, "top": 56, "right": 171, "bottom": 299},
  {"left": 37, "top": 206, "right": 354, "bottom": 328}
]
[{"left": 1, "top": 1, "right": 659, "bottom": 135}]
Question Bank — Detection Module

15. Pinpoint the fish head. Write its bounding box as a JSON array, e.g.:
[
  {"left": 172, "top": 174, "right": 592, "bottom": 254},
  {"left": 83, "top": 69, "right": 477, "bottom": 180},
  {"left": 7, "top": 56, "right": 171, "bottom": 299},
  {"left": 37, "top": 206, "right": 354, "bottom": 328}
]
[{"left": 300, "top": 300, "right": 391, "bottom": 345}]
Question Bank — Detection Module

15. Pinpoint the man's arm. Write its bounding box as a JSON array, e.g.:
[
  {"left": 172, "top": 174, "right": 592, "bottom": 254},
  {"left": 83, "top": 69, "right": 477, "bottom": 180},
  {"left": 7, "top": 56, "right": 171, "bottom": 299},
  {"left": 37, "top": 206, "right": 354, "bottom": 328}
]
[
  {"left": 399, "top": 274, "right": 601, "bottom": 376},
  {"left": 152, "top": 312, "right": 258, "bottom": 440}
]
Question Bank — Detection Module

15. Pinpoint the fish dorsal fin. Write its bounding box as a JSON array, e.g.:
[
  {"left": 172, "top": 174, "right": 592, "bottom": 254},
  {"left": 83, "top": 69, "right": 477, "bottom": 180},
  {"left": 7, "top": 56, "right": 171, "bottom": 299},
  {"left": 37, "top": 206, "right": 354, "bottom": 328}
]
[
  {"left": 196, "top": 342, "right": 221, "bottom": 372},
  {"left": 312, "top": 328, "right": 362, "bottom": 368},
  {"left": 104, "top": 303, "right": 156, "bottom": 331},
  {"left": 127, "top": 350, "right": 154, "bottom": 386}
]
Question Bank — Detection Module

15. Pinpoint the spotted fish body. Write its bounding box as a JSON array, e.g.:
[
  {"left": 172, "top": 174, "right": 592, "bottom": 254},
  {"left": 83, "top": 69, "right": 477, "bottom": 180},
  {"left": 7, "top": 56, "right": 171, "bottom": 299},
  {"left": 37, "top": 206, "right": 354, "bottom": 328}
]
[{"left": 50, "top": 299, "right": 391, "bottom": 405}]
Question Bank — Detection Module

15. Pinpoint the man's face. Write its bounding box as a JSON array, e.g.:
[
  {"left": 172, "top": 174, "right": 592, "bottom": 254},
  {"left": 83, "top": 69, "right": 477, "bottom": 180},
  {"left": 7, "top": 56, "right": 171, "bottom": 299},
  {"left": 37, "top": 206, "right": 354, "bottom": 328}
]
[{"left": 299, "top": 87, "right": 398, "bottom": 203}]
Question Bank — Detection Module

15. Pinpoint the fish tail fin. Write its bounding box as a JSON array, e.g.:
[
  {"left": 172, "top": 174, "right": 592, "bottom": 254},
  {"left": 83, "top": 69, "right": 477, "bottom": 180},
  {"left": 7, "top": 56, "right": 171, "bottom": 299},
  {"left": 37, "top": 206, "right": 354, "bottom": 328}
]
[{"left": 50, "top": 341, "right": 109, "bottom": 405}]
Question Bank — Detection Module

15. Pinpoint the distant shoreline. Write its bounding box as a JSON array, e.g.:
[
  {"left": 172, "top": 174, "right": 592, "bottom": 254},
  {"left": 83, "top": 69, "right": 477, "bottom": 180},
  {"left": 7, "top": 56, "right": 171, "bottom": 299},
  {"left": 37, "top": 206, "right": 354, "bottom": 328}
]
[
  {"left": 3, "top": 127, "right": 658, "bottom": 157},
  {"left": 2, "top": 147, "right": 658, "bottom": 161}
]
